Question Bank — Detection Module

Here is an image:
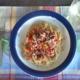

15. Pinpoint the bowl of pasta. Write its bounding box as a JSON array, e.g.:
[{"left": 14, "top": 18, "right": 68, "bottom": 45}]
[{"left": 10, "top": 10, "right": 76, "bottom": 77}]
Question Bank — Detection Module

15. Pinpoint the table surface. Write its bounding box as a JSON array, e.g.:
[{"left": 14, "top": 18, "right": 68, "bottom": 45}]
[{"left": 0, "top": 6, "right": 80, "bottom": 80}]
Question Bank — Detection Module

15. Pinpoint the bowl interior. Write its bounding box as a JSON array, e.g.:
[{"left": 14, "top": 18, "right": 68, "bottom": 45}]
[{"left": 15, "top": 16, "right": 70, "bottom": 71}]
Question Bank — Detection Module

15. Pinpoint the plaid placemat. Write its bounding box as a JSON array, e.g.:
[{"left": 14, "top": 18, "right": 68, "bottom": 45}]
[{"left": 0, "top": 6, "right": 80, "bottom": 80}]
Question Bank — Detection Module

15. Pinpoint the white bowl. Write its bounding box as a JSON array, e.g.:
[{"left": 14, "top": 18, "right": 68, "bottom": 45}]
[{"left": 15, "top": 16, "right": 70, "bottom": 71}]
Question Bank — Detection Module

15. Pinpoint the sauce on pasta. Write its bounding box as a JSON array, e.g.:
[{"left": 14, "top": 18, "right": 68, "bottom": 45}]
[{"left": 22, "top": 21, "right": 63, "bottom": 66}]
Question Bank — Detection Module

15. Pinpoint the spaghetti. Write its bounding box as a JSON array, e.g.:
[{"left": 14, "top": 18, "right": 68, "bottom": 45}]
[{"left": 22, "top": 21, "right": 63, "bottom": 66}]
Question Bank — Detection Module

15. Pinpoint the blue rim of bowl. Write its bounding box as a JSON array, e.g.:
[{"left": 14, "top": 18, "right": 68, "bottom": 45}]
[{"left": 10, "top": 10, "right": 76, "bottom": 77}]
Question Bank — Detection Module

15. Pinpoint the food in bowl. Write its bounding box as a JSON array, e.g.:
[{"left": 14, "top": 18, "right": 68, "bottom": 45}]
[
  {"left": 22, "top": 21, "right": 63, "bottom": 66},
  {"left": 10, "top": 10, "right": 76, "bottom": 77}
]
